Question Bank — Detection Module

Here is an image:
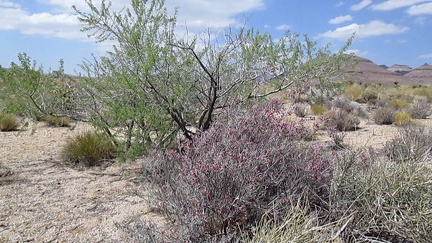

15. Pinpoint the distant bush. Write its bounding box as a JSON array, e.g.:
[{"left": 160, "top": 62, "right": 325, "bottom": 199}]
[
  {"left": 362, "top": 88, "right": 379, "bottom": 104},
  {"left": 390, "top": 98, "right": 411, "bottom": 110},
  {"left": 383, "top": 125, "right": 432, "bottom": 163},
  {"left": 373, "top": 107, "right": 395, "bottom": 125},
  {"left": 145, "top": 100, "right": 334, "bottom": 241},
  {"left": 310, "top": 103, "right": 328, "bottom": 115},
  {"left": 41, "top": 115, "right": 72, "bottom": 127},
  {"left": 61, "top": 131, "right": 117, "bottom": 166},
  {"left": 0, "top": 113, "right": 19, "bottom": 132},
  {"left": 409, "top": 99, "right": 431, "bottom": 119},
  {"left": 325, "top": 109, "right": 360, "bottom": 132},
  {"left": 413, "top": 86, "right": 432, "bottom": 103},
  {"left": 331, "top": 96, "right": 368, "bottom": 118}
]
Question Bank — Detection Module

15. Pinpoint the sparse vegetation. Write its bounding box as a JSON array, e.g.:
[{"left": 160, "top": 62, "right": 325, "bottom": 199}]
[
  {"left": 409, "top": 98, "right": 431, "bottom": 119},
  {"left": 394, "top": 111, "right": 412, "bottom": 126},
  {"left": 325, "top": 109, "right": 360, "bottom": 131},
  {"left": 0, "top": 113, "right": 20, "bottom": 132},
  {"left": 310, "top": 103, "right": 328, "bottom": 115},
  {"left": 61, "top": 131, "right": 117, "bottom": 166},
  {"left": 293, "top": 102, "right": 309, "bottom": 117},
  {"left": 390, "top": 98, "right": 411, "bottom": 110},
  {"left": 40, "top": 115, "right": 72, "bottom": 127}
]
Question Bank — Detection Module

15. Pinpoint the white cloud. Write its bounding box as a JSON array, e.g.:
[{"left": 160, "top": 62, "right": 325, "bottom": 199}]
[
  {"left": 0, "top": 0, "right": 19, "bottom": 8},
  {"left": 0, "top": 4, "right": 84, "bottom": 40},
  {"left": 372, "top": 0, "right": 428, "bottom": 11},
  {"left": 329, "top": 15, "right": 353, "bottom": 24},
  {"left": 1, "top": 0, "right": 265, "bottom": 41},
  {"left": 418, "top": 53, "right": 432, "bottom": 59},
  {"left": 351, "top": 0, "right": 372, "bottom": 11},
  {"left": 335, "top": 1, "right": 344, "bottom": 7},
  {"left": 276, "top": 24, "right": 290, "bottom": 30},
  {"left": 346, "top": 49, "right": 369, "bottom": 57},
  {"left": 318, "top": 20, "right": 409, "bottom": 40},
  {"left": 407, "top": 2, "right": 432, "bottom": 15}
]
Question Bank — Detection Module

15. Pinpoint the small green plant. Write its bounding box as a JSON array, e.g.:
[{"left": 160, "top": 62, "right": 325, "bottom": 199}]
[
  {"left": 390, "top": 98, "right": 411, "bottom": 110},
  {"left": 41, "top": 115, "right": 72, "bottom": 127},
  {"left": 345, "top": 84, "right": 363, "bottom": 101},
  {"left": 362, "top": 88, "right": 379, "bottom": 104},
  {"left": 0, "top": 113, "right": 20, "bottom": 132},
  {"left": 373, "top": 107, "right": 395, "bottom": 125},
  {"left": 394, "top": 111, "right": 411, "bottom": 126},
  {"left": 61, "top": 131, "right": 117, "bottom": 166},
  {"left": 310, "top": 103, "right": 328, "bottom": 115}
]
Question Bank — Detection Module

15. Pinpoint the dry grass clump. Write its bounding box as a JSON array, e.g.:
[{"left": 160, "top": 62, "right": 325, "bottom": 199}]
[
  {"left": 345, "top": 84, "right": 363, "bottom": 101},
  {"left": 61, "top": 131, "right": 117, "bottom": 166},
  {"left": 325, "top": 109, "right": 360, "bottom": 131},
  {"left": 383, "top": 125, "right": 432, "bottom": 163},
  {"left": 40, "top": 115, "right": 72, "bottom": 127},
  {"left": 373, "top": 107, "right": 395, "bottom": 125},
  {"left": 409, "top": 98, "right": 431, "bottom": 119},
  {"left": 293, "top": 103, "right": 309, "bottom": 117},
  {"left": 0, "top": 113, "right": 20, "bottom": 132}
]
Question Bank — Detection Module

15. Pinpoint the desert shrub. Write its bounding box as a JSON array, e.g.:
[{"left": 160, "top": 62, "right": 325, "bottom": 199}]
[
  {"left": 413, "top": 86, "right": 432, "bottom": 103},
  {"left": 390, "top": 98, "right": 411, "bottom": 110},
  {"left": 362, "top": 88, "right": 379, "bottom": 104},
  {"left": 242, "top": 197, "right": 342, "bottom": 242},
  {"left": 0, "top": 113, "right": 19, "bottom": 132},
  {"left": 61, "top": 131, "right": 117, "bottom": 166},
  {"left": 373, "top": 107, "right": 395, "bottom": 125},
  {"left": 409, "top": 98, "right": 431, "bottom": 119},
  {"left": 394, "top": 111, "right": 411, "bottom": 126},
  {"left": 293, "top": 102, "right": 309, "bottom": 117},
  {"left": 383, "top": 125, "right": 432, "bottom": 163},
  {"left": 345, "top": 84, "right": 363, "bottom": 101},
  {"left": 145, "top": 100, "right": 335, "bottom": 241},
  {"left": 331, "top": 96, "right": 368, "bottom": 118},
  {"left": 310, "top": 103, "right": 328, "bottom": 115},
  {"left": 330, "top": 149, "right": 432, "bottom": 242},
  {"left": 40, "top": 115, "right": 72, "bottom": 127},
  {"left": 325, "top": 109, "right": 360, "bottom": 131}
]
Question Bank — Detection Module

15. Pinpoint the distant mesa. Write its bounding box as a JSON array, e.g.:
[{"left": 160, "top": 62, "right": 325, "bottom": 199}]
[
  {"left": 387, "top": 64, "right": 412, "bottom": 75},
  {"left": 343, "top": 56, "right": 431, "bottom": 86}
]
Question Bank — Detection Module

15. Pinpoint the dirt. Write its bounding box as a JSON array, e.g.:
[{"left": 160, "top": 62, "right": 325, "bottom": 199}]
[
  {"left": 0, "top": 122, "right": 163, "bottom": 242},
  {"left": 1, "top": 116, "right": 432, "bottom": 242}
]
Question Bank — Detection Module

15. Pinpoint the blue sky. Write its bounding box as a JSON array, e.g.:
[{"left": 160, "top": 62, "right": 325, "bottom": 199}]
[{"left": 1, "top": 0, "right": 431, "bottom": 74}]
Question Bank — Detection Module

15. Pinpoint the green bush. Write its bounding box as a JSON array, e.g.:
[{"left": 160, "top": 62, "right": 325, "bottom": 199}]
[
  {"left": 61, "top": 131, "right": 117, "bottom": 166},
  {"left": 390, "top": 98, "right": 411, "bottom": 110},
  {"left": 41, "top": 115, "right": 72, "bottom": 127},
  {"left": 310, "top": 103, "right": 328, "bottom": 115},
  {"left": 345, "top": 84, "right": 363, "bottom": 101},
  {"left": 394, "top": 111, "right": 411, "bottom": 126},
  {"left": 0, "top": 113, "right": 20, "bottom": 132}
]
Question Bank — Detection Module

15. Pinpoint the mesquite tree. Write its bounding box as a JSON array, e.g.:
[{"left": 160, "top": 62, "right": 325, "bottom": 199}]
[{"left": 74, "top": 0, "right": 351, "bottom": 155}]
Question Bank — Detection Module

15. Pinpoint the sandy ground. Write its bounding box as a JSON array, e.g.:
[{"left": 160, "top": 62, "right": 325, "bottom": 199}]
[
  {"left": 0, "top": 122, "right": 163, "bottom": 242},
  {"left": 1, "top": 115, "right": 432, "bottom": 242}
]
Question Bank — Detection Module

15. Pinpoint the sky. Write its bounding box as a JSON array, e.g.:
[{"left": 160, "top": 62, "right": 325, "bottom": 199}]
[{"left": 0, "top": 0, "right": 431, "bottom": 74}]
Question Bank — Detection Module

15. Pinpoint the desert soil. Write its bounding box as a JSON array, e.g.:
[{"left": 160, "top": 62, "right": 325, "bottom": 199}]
[
  {"left": 1, "top": 116, "right": 432, "bottom": 242},
  {"left": 0, "top": 122, "right": 163, "bottom": 242}
]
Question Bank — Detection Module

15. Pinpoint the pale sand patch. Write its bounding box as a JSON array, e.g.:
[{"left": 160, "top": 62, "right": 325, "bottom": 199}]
[{"left": 0, "top": 122, "right": 163, "bottom": 242}]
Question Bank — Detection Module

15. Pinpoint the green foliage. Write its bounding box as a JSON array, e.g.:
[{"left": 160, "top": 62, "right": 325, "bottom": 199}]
[
  {"left": 394, "top": 111, "right": 411, "bottom": 126},
  {"left": 0, "top": 53, "right": 77, "bottom": 120},
  {"left": 0, "top": 113, "right": 20, "bottom": 132},
  {"left": 61, "top": 131, "right": 117, "bottom": 166},
  {"left": 310, "top": 103, "right": 328, "bottom": 115},
  {"left": 73, "top": 0, "right": 352, "bottom": 157},
  {"left": 390, "top": 98, "right": 411, "bottom": 110}
]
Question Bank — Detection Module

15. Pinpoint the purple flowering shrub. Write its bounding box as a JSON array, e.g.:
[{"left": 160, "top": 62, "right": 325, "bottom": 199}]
[{"left": 146, "top": 99, "right": 336, "bottom": 241}]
